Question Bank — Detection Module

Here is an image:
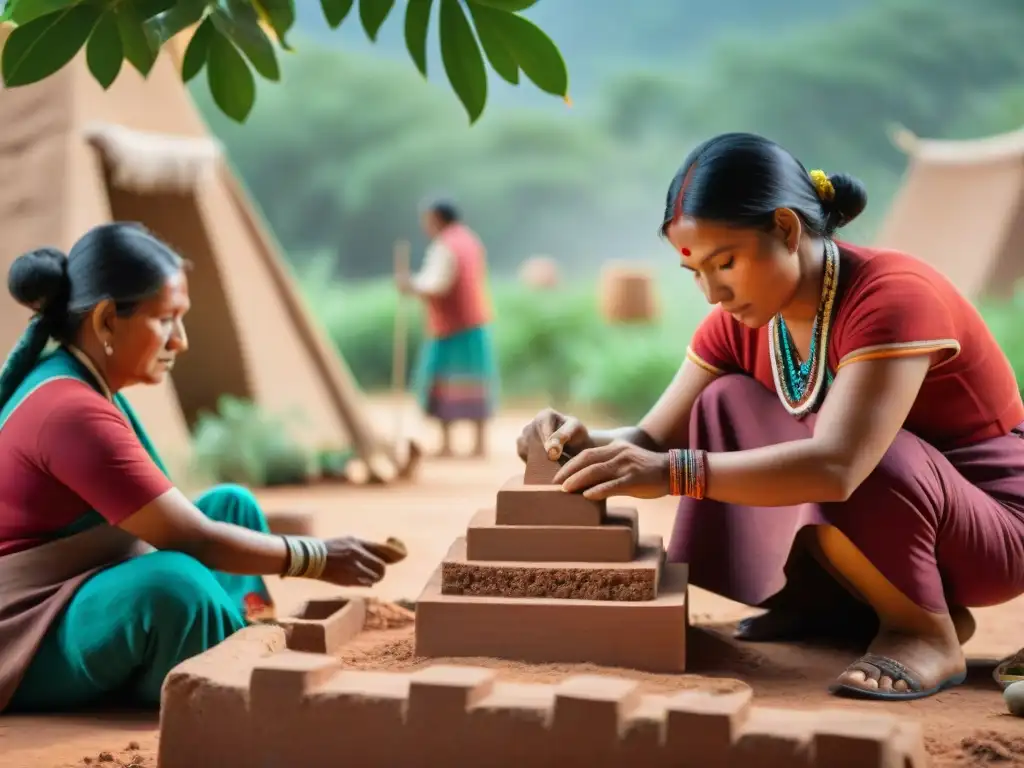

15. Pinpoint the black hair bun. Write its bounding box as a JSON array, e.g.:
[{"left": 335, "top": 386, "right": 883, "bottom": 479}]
[
  {"left": 8, "top": 247, "right": 70, "bottom": 313},
  {"left": 828, "top": 172, "right": 868, "bottom": 226}
]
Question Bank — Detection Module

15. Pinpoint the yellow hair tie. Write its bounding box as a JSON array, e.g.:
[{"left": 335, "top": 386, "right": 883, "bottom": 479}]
[{"left": 809, "top": 169, "right": 835, "bottom": 202}]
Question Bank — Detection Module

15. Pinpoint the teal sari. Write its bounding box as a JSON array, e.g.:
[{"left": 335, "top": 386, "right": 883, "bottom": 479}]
[{"left": 2, "top": 347, "right": 274, "bottom": 711}]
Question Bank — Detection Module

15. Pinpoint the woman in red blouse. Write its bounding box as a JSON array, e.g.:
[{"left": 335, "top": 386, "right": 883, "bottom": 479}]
[
  {"left": 519, "top": 132, "right": 1024, "bottom": 701},
  {"left": 0, "top": 223, "right": 403, "bottom": 714}
]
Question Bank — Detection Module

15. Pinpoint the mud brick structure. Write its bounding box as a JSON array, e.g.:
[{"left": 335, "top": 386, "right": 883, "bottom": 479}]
[
  {"left": 414, "top": 439, "right": 689, "bottom": 670},
  {"left": 159, "top": 627, "right": 927, "bottom": 768},
  {"left": 276, "top": 596, "right": 366, "bottom": 654}
]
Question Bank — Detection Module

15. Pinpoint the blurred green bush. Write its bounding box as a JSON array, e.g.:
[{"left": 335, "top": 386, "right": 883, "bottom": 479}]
[
  {"left": 302, "top": 264, "right": 1024, "bottom": 427},
  {"left": 301, "top": 263, "right": 706, "bottom": 425},
  {"left": 188, "top": 269, "right": 1024, "bottom": 488}
]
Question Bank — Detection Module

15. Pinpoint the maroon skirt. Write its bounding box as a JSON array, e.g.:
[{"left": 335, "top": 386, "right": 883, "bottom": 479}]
[{"left": 668, "top": 374, "right": 1024, "bottom": 613}]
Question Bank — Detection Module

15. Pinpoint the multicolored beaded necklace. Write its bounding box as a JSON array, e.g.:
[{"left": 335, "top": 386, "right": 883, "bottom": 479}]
[{"left": 768, "top": 238, "right": 840, "bottom": 417}]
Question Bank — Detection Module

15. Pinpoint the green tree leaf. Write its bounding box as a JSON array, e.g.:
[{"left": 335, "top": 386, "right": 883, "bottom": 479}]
[
  {"left": 86, "top": 9, "right": 123, "bottom": 89},
  {"left": 439, "top": 0, "right": 486, "bottom": 122},
  {"left": 212, "top": 2, "right": 279, "bottom": 81},
  {"left": 466, "top": 1, "right": 518, "bottom": 85},
  {"left": 319, "top": 0, "right": 353, "bottom": 29},
  {"left": 481, "top": 7, "right": 566, "bottom": 96},
  {"left": 1, "top": 4, "right": 99, "bottom": 87},
  {"left": 207, "top": 27, "right": 255, "bottom": 122},
  {"left": 358, "top": 0, "right": 394, "bottom": 42},
  {"left": 116, "top": 1, "right": 160, "bottom": 77},
  {"left": 403, "top": 0, "right": 431, "bottom": 77},
  {"left": 467, "top": 0, "right": 537, "bottom": 10},
  {"left": 181, "top": 13, "right": 214, "bottom": 82},
  {"left": 253, "top": 0, "right": 295, "bottom": 49},
  {"left": 6, "top": 0, "right": 78, "bottom": 25},
  {"left": 136, "top": 0, "right": 176, "bottom": 20},
  {"left": 147, "top": 0, "right": 207, "bottom": 44}
]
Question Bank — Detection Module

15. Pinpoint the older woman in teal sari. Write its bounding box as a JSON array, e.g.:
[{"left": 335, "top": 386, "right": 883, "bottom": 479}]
[{"left": 0, "top": 223, "right": 402, "bottom": 713}]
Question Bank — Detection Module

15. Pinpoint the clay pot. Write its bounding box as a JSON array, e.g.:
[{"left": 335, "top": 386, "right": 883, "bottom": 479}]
[
  {"left": 518, "top": 255, "right": 560, "bottom": 289},
  {"left": 598, "top": 262, "right": 660, "bottom": 324}
]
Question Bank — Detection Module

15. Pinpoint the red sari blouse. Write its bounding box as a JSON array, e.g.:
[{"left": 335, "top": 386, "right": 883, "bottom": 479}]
[{"left": 687, "top": 242, "right": 1024, "bottom": 450}]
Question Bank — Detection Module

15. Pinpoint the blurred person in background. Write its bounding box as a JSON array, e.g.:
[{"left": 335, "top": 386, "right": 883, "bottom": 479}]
[{"left": 398, "top": 199, "right": 499, "bottom": 458}]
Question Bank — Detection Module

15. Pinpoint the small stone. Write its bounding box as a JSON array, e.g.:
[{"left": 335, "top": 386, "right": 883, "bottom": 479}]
[
  {"left": 127, "top": 741, "right": 140, "bottom": 751},
  {"left": 98, "top": 753, "right": 115, "bottom": 762},
  {"left": 1005, "top": 680, "right": 1024, "bottom": 717}
]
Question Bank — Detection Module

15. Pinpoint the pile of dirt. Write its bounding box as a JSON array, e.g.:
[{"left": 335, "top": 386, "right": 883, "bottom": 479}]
[
  {"left": 943, "top": 730, "right": 1024, "bottom": 766},
  {"left": 363, "top": 598, "right": 416, "bottom": 631},
  {"left": 76, "top": 742, "right": 148, "bottom": 767}
]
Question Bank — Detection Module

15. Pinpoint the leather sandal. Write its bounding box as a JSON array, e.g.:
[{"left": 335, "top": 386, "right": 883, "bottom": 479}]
[{"left": 829, "top": 653, "right": 966, "bottom": 701}]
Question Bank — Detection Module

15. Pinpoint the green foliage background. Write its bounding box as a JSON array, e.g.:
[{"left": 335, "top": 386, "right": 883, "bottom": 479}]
[
  {"left": 183, "top": 0, "right": 1024, "bottom": 430},
  {"left": 195, "top": 0, "right": 1024, "bottom": 282}
]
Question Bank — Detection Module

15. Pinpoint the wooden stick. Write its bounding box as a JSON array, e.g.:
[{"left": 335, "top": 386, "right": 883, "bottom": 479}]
[
  {"left": 392, "top": 239, "right": 411, "bottom": 395},
  {"left": 392, "top": 240, "right": 412, "bottom": 459}
]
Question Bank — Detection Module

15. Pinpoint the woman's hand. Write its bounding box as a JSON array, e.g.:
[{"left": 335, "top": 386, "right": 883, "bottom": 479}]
[
  {"left": 319, "top": 536, "right": 406, "bottom": 587},
  {"left": 553, "top": 441, "right": 671, "bottom": 500},
  {"left": 517, "top": 407, "right": 595, "bottom": 462}
]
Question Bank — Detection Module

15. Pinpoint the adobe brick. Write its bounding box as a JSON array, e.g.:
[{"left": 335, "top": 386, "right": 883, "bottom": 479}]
[
  {"left": 249, "top": 650, "right": 342, "bottom": 703},
  {"left": 495, "top": 474, "right": 606, "bottom": 526},
  {"left": 620, "top": 694, "right": 673, "bottom": 767},
  {"left": 812, "top": 708, "right": 901, "bottom": 767},
  {"left": 401, "top": 666, "right": 495, "bottom": 764},
  {"left": 264, "top": 510, "right": 315, "bottom": 536},
  {"left": 524, "top": 432, "right": 561, "bottom": 485},
  {"left": 466, "top": 506, "right": 638, "bottom": 563},
  {"left": 278, "top": 596, "right": 366, "bottom": 655},
  {"left": 416, "top": 561, "right": 689, "bottom": 672},
  {"left": 407, "top": 664, "right": 497, "bottom": 720},
  {"left": 440, "top": 535, "right": 664, "bottom": 601},
  {"left": 551, "top": 675, "right": 643, "bottom": 766},
  {"left": 894, "top": 720, "right": 928, "bottom": 768},
  {"left": 159, "top": 625, "right": 287, "bottom": 768},
  {"left": 664, "top": 687, "right": 753, "bottom": 767},
  {"left": 466, "top": 682, "right": 555, "bottom": 763},
  {"left": 731, "top": 707, "right": 816, "bottom": 767}
]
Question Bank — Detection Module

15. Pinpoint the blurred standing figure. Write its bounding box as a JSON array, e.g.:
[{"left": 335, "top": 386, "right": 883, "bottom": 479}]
[{"left": 398, "top": 200, "right": 498, "bottom": 458}]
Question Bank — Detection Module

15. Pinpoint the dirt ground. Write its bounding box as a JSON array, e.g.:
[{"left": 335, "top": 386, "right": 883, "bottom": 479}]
[{"left": 1, "top": 402, "right": 1023, "bottom": 767}]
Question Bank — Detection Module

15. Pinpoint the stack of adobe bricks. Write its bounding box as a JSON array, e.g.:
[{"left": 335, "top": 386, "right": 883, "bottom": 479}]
[
  {"left": 159, "top": 625, "right": 927, "bottom": 768},
  {"left": 413, "top": 435, "right": 688, "bottom": 672}
]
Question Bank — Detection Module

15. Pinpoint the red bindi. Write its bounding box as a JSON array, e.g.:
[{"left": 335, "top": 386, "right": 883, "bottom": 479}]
[{"left": 680, "top": 247, "right": 691, "bottom": 257}]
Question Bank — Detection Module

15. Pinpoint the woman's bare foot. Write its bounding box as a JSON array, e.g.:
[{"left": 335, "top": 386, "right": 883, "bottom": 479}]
[
  {"left": 832, "top": 619, "right": 967, "bottom": 699},
  {"left": 951, "top": 605, "right": 977, "bottom": 645}
]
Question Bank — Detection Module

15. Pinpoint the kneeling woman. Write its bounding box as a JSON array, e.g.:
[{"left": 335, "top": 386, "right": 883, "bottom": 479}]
[
  {"left": 0, "top": 224, "right": 401, "bottom": 713},
  {"left": 520, "top": 132, "right": 1024, "bottom": 701}
]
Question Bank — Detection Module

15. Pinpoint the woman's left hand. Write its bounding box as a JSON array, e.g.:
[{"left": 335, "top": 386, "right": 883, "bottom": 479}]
[{"left": 553, "top": 441, "right": 671, "bottom": 500}]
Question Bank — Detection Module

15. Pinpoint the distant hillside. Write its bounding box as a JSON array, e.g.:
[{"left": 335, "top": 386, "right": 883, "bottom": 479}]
[{"left": 290, "top": 0, "right": 873, "bottom": 109}]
